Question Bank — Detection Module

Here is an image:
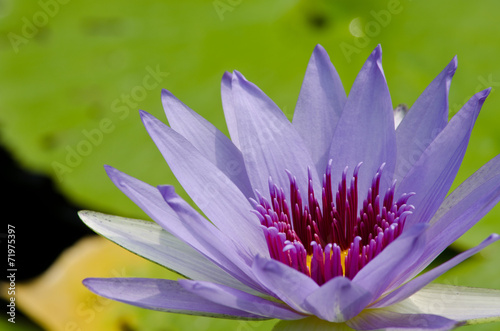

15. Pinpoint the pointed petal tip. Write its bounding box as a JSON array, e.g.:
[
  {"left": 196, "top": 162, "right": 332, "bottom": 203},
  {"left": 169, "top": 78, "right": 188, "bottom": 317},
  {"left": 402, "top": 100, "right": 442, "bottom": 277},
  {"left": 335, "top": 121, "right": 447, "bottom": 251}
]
[
  {"left": 313, "top": 44, "right": 326, "bottom": 54},
  {"left": 232, "top": 70, "right": 245, "bottom": 81},
  {"left": 488, "top": 233, "right": 500, "bottom": 241},
  {"left": 365, "top": 44, "right": 384, "bottom": 75},
  {"left": 77, "top": 209, "right": 93, "bottom": 219},
  {"left": 138, "top": 109, "right": 150, "bottom": 119},
  {"left": 444, "top": 56, "right": 458, "bottom": 77},
  {"left": 161, "top": 88, "right": 173, "bottom": 99},
  {"left": 82, "top": 277, "right": 100, "bottom": 291},
  {"left": 450, "top": 55, "right": 458, "bottom": 68},
  {"left": 103, "top": 164, "right": 119, "bottom": 177},
  {"left": 222, "top": 71, "right": 233, "bottom": 81},
  {"left": 81, "top": 278, "right": 119, "bottom": 298},
  {"left": 103, "top": 165, "right": 129, "bottom": 189},
  {"left": 310, "top": 44, "right": 335, "bottom": 67},
  {"left": 467, "top": 88, "right": 492, "bottom": 110},
  {"left": 372, "top": 44, "right": 382, "bottom": 58},
  {"left": 77, "top": 210, "right": 94, "bottom": 226},
  {"left": 231, "top": 70, "right": 263, "bottom": 96},
  {"left": 82, "top": 278, "right": 90, "bottom": 288},
  {"left": 157, "top": 184, "right": 176, "bottom": 199},
  {"left": 139, "top": 109, "right": 164, "bottom": 129},
  {"left": 480, "top": 87, "right": 492, "bottom": 100}
]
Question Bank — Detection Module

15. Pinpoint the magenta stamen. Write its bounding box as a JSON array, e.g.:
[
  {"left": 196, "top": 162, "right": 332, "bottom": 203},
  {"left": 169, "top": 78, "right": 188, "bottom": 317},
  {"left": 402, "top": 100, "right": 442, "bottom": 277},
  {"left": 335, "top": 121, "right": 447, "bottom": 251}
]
[{"left": 255, "top": 161, "right": 415, "bottom": 284}]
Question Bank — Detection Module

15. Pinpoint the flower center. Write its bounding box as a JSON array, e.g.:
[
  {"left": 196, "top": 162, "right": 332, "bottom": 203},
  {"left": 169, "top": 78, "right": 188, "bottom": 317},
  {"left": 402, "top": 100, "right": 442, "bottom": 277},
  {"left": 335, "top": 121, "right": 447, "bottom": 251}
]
[{"left": 252, "top": 160, "right": 415, "bottom": 285}]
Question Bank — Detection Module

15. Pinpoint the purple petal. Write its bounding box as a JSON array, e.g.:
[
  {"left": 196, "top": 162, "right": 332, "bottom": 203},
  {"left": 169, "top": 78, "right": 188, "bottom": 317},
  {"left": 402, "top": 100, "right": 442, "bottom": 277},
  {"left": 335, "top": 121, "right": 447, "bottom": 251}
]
[
  {"left": 293, "top": 44, "right": 347, "bottom": 175},
  {"left": 372, "top": 234, "right": 499, "bottom": 308},
  {"left": 78, "top": 210, "right": 257, "bottom": 294},
  {"left": 347, "top": 309, "right": 462, "bottom": 330},
  {"left": 158, "top": 185, "right": 265, "bottom": 291},
  {"left": 390, "top": 154, "right": 500, "bottom": 286},
  {"left": 229, "top": 70, "right": 321, "bottom": 198},
  {"left": 396, "top": 88, "right": 491, "bottom": 228},
  {"left": 394, "top": 57, "right": 457, "bottom": 182},
  {"left": 353, "top": 224, "right": 427, "bottom": 302},
  {"left": 221, "top": 71, "right": 241, "bottom": 149},
  {"left": 179, "top": 279, "right": 305, "bottom": 320},
  {"left": 161, "top": 89, "right": 254, "bottom": 198},
  {"left": 328, "top": 45, "right": 396, "bottom": 199},
  {"left": 104, "top": 165, "right": 180, "bottom": 231},
  {"left": 83, "top": 278, "right": 265, "bottom": 319},
  {"left": 303, "top": 277, "right": 372, "bottom": 322},
  {"left": 252, "top": 255, "right": 319, "bottom": 314},
  {"left": 104, "top": 166, "right": 260, "bottom": 290},
  {"left": 139, "top": 110, "right": 267, "bottom": 258}
]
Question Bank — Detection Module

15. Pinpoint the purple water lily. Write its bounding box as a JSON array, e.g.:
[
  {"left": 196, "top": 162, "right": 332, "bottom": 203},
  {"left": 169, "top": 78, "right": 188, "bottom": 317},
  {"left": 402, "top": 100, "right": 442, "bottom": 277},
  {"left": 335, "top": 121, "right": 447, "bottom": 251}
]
[{"left": 80, "top": 45, "right": 500, "bottom": 330}]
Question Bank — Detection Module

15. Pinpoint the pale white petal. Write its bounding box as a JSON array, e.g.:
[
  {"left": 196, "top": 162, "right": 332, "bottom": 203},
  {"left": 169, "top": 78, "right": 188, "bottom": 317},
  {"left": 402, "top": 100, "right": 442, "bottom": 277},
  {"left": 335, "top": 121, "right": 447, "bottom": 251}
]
[
  {"left": 393, "top": 104, "right": 408, "bottom": 129},
  {"left": 385, "top": 283, "right": 500, "bottom": 323},
  {"left": 78, "top": 210, "right": 257, "bottom": 294}
]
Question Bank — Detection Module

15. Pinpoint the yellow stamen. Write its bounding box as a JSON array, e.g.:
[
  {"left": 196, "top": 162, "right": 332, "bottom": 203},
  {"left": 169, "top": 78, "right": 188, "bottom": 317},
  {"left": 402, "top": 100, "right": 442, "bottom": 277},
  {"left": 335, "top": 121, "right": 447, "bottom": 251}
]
[
  {"left": 306, "top": 254, "right": 313, "bottom": 275},
  {"left": 306, "top": 249, "right": 350, "bottom": 277},
  {"left": 341, "top": 249, "right": 349, "bottom": 276}
]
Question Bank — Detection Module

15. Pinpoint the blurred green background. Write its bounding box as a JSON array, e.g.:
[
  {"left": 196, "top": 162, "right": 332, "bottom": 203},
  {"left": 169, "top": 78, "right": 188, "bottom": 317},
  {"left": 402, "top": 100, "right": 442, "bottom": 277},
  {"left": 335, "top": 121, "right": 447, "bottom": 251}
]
[{"left": 1, "top": 0, "right": 499, "bottom": 330}]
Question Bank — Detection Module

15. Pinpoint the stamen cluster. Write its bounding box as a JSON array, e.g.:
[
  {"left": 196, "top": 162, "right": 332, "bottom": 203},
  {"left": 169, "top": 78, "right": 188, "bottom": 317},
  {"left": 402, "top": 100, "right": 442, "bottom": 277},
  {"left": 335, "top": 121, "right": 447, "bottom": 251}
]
[{"left": 252, "top": 161, "right": 415, "bottom": 285}]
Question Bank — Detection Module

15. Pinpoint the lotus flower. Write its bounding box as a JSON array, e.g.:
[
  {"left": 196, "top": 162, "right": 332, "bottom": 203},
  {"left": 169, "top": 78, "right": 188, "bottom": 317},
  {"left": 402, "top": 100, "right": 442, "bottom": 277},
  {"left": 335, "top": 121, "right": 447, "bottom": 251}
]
[{"left": 80, "top": 45, "right": 500, "bottom": 330}]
